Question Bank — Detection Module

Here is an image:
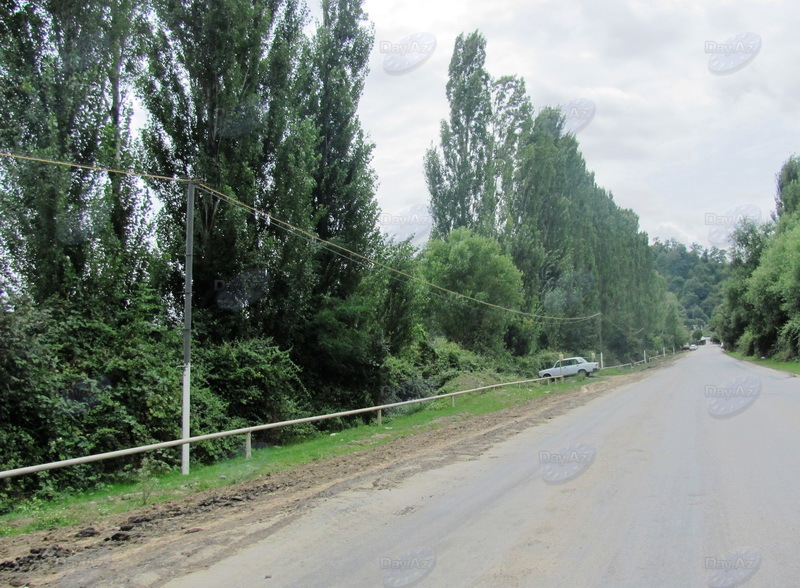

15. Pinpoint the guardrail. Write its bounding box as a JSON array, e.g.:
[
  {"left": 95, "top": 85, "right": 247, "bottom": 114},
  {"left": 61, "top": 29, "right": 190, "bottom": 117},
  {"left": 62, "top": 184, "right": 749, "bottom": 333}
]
[
  {"left": 602, "top": 349, "right": 676, "bottom": 371},
  {"left": 0, "top": 376, "right": 560, "bottom": 480},
  {"left": 602, "top": 362, "right": 633, "bottom": 370}
]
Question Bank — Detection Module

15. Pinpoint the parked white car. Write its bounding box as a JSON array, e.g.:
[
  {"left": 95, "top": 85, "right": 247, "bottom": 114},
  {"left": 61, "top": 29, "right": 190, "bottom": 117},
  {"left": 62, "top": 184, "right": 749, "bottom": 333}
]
[{"left": 538, "top": 357, "right": 599, "bottom": 379}]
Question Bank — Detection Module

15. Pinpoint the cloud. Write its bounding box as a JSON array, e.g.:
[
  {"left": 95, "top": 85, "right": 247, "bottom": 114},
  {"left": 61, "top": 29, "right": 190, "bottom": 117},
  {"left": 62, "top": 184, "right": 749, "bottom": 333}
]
[{"left": 322, "top": 0, "right": 800, "bottom": 249}]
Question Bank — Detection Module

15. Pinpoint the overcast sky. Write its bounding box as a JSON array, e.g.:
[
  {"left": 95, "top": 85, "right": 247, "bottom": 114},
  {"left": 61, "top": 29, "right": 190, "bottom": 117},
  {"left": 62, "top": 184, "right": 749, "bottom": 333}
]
[{"left": 309, "top": 0, "right": 800, "bottom": 249}]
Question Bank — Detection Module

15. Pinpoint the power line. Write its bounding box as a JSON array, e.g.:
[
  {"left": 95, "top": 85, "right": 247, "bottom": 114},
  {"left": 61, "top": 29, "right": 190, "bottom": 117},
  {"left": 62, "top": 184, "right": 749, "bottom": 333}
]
[
  {"left": 196, "top": 183, "right": 599, "bottom": 323},
  {"left": 0, "top": 150, "right": 600, "bottom": 323},
  {"left": 0, "top": 151, "right": 189, "bottom": 183}
]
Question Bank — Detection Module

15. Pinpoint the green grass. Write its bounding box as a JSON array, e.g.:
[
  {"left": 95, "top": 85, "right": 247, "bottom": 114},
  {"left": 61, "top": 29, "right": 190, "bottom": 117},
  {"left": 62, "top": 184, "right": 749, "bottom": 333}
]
[
  {"left": 725, "top": 350, "right": 800, "bottom": 375},
  {"left": 0, "top": 369, "right": 617, "bottom": 538}
]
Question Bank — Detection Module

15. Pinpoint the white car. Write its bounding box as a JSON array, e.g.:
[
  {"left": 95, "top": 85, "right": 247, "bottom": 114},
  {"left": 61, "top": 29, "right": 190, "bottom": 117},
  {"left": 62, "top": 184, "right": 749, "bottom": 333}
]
[
  {"left": 689, "top": 344, "right": 697, "bottom": 350},
  {"left": 538, "top": 357, "right": 599, "bottom": 379}
]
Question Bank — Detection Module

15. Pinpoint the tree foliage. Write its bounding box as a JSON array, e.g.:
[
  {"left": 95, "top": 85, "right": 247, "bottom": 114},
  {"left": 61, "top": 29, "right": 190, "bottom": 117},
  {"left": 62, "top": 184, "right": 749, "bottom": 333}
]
[
  {"left": 425, "top": 33, "right": 670, "bottom": 362},
  {"left": 651, "top": 238, "right": 728, "bottom": 334},
  {"left": 420, "top": 228, "right": 523, "bottom": 352},
  {"left": 0, "top": 0, "right": 149, "bottom": 303},
  {"left": 1, "top": 15, "right": 764, "bottom": 507},
  {"left": 424, "top": 31, "right": 495, "bottom": 238},
  {"left": 713, "top": 155, "right": 800, "bottom": 358}
]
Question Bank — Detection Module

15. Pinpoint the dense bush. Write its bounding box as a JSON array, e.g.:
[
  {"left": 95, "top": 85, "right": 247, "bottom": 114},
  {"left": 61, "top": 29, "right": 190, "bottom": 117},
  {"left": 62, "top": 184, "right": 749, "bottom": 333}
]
[
  {"left": 379, "top": 355, "right": 436, "bottom": 405},
  {"left": 0, "top": 288, "right": 288, "bottom": 501},
  {"left": 197, "top": 338, "right": 314, "bottom": 443}
]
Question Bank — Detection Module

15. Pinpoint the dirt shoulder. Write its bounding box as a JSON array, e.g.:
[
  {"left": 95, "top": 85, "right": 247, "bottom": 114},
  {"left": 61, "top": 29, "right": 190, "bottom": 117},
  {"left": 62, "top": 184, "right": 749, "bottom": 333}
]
[{"left": 0, "top": 363, "right": 672, "bottom": 587}]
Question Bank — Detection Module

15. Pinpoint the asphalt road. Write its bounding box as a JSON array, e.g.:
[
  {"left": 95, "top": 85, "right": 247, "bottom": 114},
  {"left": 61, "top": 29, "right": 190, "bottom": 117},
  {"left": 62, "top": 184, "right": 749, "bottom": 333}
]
[{"left": 165, "top": 346, "right": 800, "bottom": 588}]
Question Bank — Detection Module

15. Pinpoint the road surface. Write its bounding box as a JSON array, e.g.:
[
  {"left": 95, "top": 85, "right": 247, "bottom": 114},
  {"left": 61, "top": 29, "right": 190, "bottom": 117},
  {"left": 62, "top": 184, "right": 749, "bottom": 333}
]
[{"left": 162, "top": 346, "right": 800, "bottom": 587}]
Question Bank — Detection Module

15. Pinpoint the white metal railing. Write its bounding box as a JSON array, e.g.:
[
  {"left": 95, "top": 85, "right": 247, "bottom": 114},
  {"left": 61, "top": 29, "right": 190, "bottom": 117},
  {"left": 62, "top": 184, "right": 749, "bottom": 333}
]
[
  {"left": 602, "top": 362, "right": 633, "bottom": 370},
  {"left": 601, "top": 348, "right": 676, "bottom": 371},
  {"left": 0, "top": 376, "right": 559, "bottom": 480}
]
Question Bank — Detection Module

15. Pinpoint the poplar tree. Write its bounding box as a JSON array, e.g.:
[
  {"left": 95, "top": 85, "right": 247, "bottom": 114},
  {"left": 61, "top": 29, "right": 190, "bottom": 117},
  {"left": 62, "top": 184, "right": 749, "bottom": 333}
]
[
  {"left": 0, "top": 0, "right": 142, "bottom": 301},
  {"left": 139, "top": 0, "right": 315, "bottom": 343},
  {"left": 299, "top": 0, "right": 380, "bottom": 299},
  {"left": 424, "top": 31, "right": 495, "bottom": 238}
]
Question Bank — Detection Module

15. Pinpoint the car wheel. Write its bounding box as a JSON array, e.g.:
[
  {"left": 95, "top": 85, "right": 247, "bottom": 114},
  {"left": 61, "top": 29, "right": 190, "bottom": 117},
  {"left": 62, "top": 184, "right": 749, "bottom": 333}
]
[{"left": 578, "top": 369, "right": 587, "bottom": 377}]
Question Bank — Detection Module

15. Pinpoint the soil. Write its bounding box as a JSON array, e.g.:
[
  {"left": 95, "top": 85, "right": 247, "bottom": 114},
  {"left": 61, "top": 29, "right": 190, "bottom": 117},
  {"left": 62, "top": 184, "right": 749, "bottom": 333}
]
[{"left": 0, "top": 365, "right": 669, "bottom": 587}]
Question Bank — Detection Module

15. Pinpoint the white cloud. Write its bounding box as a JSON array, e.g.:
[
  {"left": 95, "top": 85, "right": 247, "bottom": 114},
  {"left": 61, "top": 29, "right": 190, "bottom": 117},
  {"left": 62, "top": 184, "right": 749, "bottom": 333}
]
[{"left": 306, "top": 0, "right": 800, "bottom": 249}]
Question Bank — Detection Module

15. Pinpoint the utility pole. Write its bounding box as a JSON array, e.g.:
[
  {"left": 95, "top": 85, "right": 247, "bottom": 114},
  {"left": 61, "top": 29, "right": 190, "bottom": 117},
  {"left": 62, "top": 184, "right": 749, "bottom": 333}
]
[
  {"left": 182, "top": 182, "right": 195, "bottom": 475},
  {"left": 598, "top": 312, "right": 603, "bottom": 368}
]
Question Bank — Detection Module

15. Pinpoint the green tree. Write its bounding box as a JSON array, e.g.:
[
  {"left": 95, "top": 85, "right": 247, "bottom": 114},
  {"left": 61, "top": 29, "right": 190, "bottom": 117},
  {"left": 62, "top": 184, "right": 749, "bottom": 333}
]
[
  {"left": 491, "top": 75, "right": 533, "bottom": 228},
  {"left": 420, "top": 228, "right": 523, "bottom": 352},
  {"left": 288, "top": 0, "right": 387, "bottom": 411},
  {"left": 742, "top": 222, "right": 800, "bottom": 358},
  {"left": 366, "top": 238, "right": 423, "bottom": 356},
  {"left": 0, "top": 0, "right": 147, "bottom": 302},
  {"left": 423, "top": 31, "right": 671, "bottom": 361},
  {"left": 139, "top": 0, "right": 314, "bottom": 345},
  {"left": 775, "top": 154, "right": 800, "bottom": 220},
  {"left": 712, "top": 218, "right": 774, "bottom": 351},
  {"left": 424, "top": 31, "right": 495, "bottom": 238},
  {"left": 663, "top": 292, "right": 688, "bottom": 349},
  {"left": 712, "top": 154, "right": 800, "bottom": 359},
  {"left": 299, "top": 0, "right": 380, "bottom": 299},
  {"left": 504, "top": 107, "right": 567, "bottom": 312}
]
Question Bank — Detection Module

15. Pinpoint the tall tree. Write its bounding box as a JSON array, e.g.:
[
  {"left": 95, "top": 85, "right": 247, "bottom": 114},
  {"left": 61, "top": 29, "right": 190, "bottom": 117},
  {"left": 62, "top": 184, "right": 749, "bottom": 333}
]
[
  {"left": 775, "top": 155, "right": 800, "bottom": 220},
  {"left": 299, "top": 0, "right": 379, "bottom": 300},
  {"left": 491, "top": 75, "right": 533, "bottom": 235},
  {"left": 424, "top": 31, "right": 494, "bottom": 238},
  {"left": 711, "top": 218, "right": 774, "bottom": 350},
  {"left": 740, "top": 223, "right": 800, "bottom": 357},
  {"left": 139, "top": 0, "right": 315, "bottom": 343},
  {"left": 281, "top": 0, "right": 387, "bottom": 411},
  {"left": 0, "top": 0, "right": 138, "bottom": 301},
  {"left": 505, "top": 107, "right": 573, "bottom": 313},
  {"left": 424, "top": 31, "right": 672, "bottom": 360}
]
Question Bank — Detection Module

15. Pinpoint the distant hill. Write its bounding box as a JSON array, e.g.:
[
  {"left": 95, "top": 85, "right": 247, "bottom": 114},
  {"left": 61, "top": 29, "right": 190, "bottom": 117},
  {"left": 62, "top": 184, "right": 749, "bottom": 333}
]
[{"left": 651, "top": 238, "right": 728, "bottom": 333}]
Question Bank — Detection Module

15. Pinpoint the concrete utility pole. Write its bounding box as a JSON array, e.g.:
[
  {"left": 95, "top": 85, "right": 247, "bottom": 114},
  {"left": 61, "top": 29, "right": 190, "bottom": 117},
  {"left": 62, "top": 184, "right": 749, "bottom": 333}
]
[
  {"left": 182, "top": 182, "right": 195, "bottom": 475},
  {"left": 598, "top": 313, "right": 603, "bottom": 367}
]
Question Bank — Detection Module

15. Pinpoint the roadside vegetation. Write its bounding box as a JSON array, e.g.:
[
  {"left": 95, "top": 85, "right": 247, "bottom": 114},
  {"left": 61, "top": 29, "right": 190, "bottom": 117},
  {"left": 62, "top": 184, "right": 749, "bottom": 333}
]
[
  {"left": 711, "top": 155, "right": 800, "bottom": 361},
  {"left": 723, "top": 350, "right": 800, "bottom": 376},
  {"left": 0, "top": 360, "right": 671, "bottom": 539},
  {"left": 1, "top": 0, "right": 792, "bottom": 519},
  {"left": 0, "top": 2, "right": 691, "bottom": 511}
]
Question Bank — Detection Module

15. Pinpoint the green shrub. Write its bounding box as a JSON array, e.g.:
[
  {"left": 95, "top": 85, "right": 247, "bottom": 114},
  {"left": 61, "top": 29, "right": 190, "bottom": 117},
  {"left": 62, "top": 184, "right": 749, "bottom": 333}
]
[
  {"left": 380, "top": 355, "right": 435, "bottom": 404},
  {"left": 196, "top": 338, "right": 312, "bottom": 444}
]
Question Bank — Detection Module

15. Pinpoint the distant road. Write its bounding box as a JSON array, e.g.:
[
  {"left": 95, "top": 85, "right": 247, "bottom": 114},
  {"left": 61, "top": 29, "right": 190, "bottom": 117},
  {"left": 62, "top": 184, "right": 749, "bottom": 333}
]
[{"left": 166, "top": 346, "right": 800, "bottom": 587}]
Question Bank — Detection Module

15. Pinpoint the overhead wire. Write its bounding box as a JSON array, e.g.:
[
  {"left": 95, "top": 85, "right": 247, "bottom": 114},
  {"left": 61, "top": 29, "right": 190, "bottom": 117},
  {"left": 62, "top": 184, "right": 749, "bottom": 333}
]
[
  {"left": 0, "top": 150, "right": 600, "bottom": 323},
  {"left": 196, "top": 182, "right": 599, "bottom": 323}
]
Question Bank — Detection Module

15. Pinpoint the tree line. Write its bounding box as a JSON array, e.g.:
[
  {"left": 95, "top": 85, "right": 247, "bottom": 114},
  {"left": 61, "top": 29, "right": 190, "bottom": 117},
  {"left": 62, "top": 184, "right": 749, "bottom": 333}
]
[
  {"left": 423, "top": 31, "right": 684, "bottom": 358},
  {"left": 0, "top": 5, "right": 687, "bottom": 504},
  {"left": 712, "top": 155, "right": 800, "bottom": 359},
  {"left": 651, "top": 238, "right": 727, "bottom": 338}
]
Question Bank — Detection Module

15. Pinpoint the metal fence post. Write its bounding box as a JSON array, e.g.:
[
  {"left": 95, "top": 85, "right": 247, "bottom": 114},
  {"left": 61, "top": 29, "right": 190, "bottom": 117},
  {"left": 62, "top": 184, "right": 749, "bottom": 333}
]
[{"left": 245, "top": 431, "right": 252, "bottom": 460}]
